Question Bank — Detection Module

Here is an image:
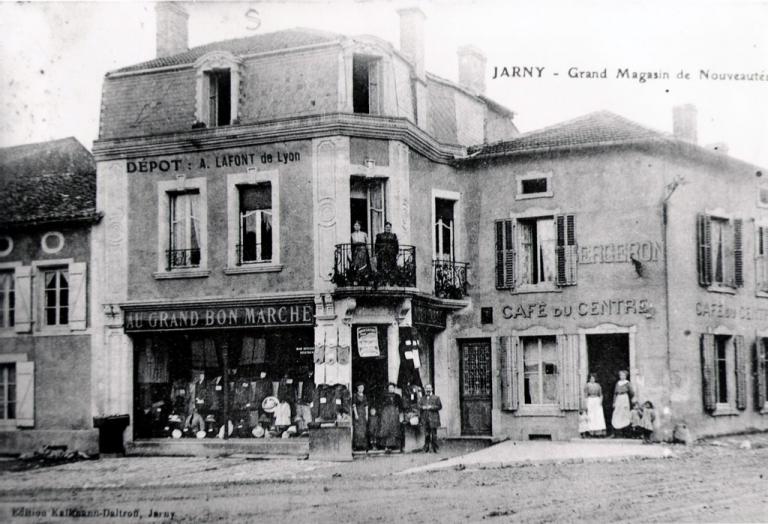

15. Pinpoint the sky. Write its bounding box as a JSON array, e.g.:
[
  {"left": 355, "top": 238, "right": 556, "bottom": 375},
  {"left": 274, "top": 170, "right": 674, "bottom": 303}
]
[{"left": 1, "top": 0, "right": 767, "bottom": 166}]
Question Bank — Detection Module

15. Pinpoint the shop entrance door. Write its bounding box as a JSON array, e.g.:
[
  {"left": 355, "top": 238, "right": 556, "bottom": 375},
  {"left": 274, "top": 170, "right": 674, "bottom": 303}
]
[
  {"left": 459, "top": 339, "right": 492, "bottom": 436},
  {"left": 351, "top": 325, "right": 389, "bottom": 408},
  {"left": 586, "top": 333, "right": 630, "bottom": 434}
]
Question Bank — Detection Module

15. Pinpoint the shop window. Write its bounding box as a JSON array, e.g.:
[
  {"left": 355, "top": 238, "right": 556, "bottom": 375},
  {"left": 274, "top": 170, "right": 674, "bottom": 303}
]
[
  {"left": 516, "top": 172, "right": 553, "bottom": 200},
  {"left": 701, "top": 333, "right": 747, "bottom": 413},
  {"left": 168, "top": 191, "right": 201, "bottom": 270},
  {"left": 522, "top": 336, "right": 558, "bottom": 405},
  {"left": 697, "top": 213, "right": 743, "bottom": 291},
  {"left": 756, "top": 225, "right": 768, "bottom": 295},
  {"left": 207, "top": 70, "right": 231, "bottom": 127},
  {"left": 43, "top": 268, "right": 68, "bottom": 327},
  {"left": 350, "top": 177, "right": 387, "bottom": 240},
  {"left": 238, "top": 183, "right": 273, "bottom": 264},
  {"left": 0, "top": 363, "right": 16, "bottom": 420},
  {"left": 495, "top": 214, "right": 577, "bottom": 290},
  {"left": 0, "top": 272, "right": 13, "bottom": 329},
  {"left": 353, "top": 55, "right": 381, "bottom": 115}
]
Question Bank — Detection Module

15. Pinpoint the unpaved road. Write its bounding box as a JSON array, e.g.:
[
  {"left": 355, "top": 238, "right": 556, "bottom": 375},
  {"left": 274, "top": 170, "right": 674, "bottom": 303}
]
[{"left": 0, "top": 444, "right": 766, "bottom": 523}]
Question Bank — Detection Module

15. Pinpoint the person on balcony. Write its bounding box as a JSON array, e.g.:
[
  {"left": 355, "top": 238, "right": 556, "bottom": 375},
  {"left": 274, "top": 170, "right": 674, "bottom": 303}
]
[
  {"left": 351, "top": 220, "right": 370, "bottom": 281},
  {"left": 375, "top": 221, "right": 399, "bottom": 284}
]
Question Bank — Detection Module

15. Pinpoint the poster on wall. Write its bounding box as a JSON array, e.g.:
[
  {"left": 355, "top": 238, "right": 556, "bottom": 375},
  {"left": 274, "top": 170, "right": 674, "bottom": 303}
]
[{"left": 357, "top": 327, "right": 380, "bottom": 357}]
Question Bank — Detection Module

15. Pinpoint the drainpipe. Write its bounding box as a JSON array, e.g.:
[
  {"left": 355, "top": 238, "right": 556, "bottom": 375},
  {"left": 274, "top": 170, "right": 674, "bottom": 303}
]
[{"left": 661, "top": 177, "right": 682, "bottom": 435}]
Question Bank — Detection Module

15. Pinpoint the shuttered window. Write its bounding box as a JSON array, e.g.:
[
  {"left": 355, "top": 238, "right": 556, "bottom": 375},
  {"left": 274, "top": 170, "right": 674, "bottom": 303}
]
[
  {"left": 701, "top": 333, "right": 745, "bottom": 413},
  {"left": 756, "top": 338, "right": 768, "bottom": 411},
  {"left": 495, "top": 220, "right": 515, "bottom": 289},
  {"left": 555, "top": 214, "right": 577, "bottom": 286},
  {"left": 701, "top": 333, "right": 716, "bottom": 412},
  {"left": 734, "top": 335, "right": 747, "bottom": 409},
  {"left": 498, "top": 336, "right": 518, "bottom": 410},
  {"left": 557, "top": 334, "right": 581, "bottom": 411},
  {"left": 756, "top": 226, "right": 768, "bottom": 293},
  {"left": 697, "top": 213, "right": 743, "bottom": 289}
]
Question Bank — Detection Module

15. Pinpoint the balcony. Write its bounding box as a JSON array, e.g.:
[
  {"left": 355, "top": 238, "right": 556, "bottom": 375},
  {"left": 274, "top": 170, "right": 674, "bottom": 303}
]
[
  {"left": 332, "top": 244, "right": 416, "bottom": 288},
  {"left": 432, "top": 259, "right": 469, "bottom": 299},
  {"left": 166, "top": 248, "right": 200, "bottom": 270}
]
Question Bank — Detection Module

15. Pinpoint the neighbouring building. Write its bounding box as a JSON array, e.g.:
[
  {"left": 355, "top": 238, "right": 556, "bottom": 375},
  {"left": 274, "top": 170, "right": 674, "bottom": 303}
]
[
  {"left": 90, "top": 3, "right": 766, "bottom": 456},
  {"left": 0, "top": 137, "right": 100, "bottom": 454}
]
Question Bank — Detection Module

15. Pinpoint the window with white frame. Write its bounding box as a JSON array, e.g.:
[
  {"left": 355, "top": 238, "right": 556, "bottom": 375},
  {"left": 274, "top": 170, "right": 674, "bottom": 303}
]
[
  {"left": 757, "top": 337, "right": 768, "bottom": 410},
  {"left": 168, "top": 191, "right": 201, "bottom": 270},
  {"left": 44, "top": 268, "right": 68, "bottom": 326},
  {"left": 0, "top": 272, "right": 13, "bottom": 329},
  {"left": 756, "top": 225, "right": 768, "bottom": 294},
  {"left": 207, "top": 70, "right": 231, "bottom": 127},
  {"left": 496, "top": 213, "right": 577, "bottom": 290},
  {"left": 0, "top": 363, "right": 15, "bottom": 420},
  {"left": 697, "top": 213, "right": 743, "bottom": 290},
  {"left": 700, "top": 332, "right": 747, "bottom": 413},
  {"left": 352, "top": 55, "right": 381, "bottom": 115},
  {"left": 238, "top": 183, "right": 273, "bottom": 264},
  {"left": 522, "top": 336, "right": 558, "bottom": 405},
  {"left": 516, "top": 172, "right": 553, "bottom": 200},
  {"left": 194, "top": 52, "right": 241, "bottom": 128}
]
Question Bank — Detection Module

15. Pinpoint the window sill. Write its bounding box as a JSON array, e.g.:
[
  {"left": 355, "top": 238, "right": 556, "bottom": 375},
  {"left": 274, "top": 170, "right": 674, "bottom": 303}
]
[
  {"left": 515, "top": 192, "right": 553, "bottom": 200},
  {"left": 706, "top": 285, "right": 736, "bottom": 295},
  {"left": 0, "top": 420, "right": 17, "bottom": 430},
  {"left": 224, "top": 264, "right": 283, "bottom": 275},
  {"left": 756, "top": 291, "right": 768, "bottom": 299},
  {"left": 511, "top": 285, "right": 562, "bottom": 295},
  {"left": 711, "top": 405, "right": 740, "bottom": 417},
  {"left": 516, "top": 405, "right": 563, "bottom": 417},
  {"left": 153, "top": 269, "right": 211, "bottom": 280}
]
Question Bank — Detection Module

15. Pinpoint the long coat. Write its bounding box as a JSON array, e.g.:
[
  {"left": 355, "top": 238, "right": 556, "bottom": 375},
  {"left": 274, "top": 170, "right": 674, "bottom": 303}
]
[{"left": 418, "top": 394, "right": 442, "bottom": 430}]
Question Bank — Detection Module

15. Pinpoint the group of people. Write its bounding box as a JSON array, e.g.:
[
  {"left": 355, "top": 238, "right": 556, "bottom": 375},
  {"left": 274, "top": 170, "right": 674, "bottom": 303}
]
[
  {"left": 352, "top": 382, "right": 443, "bottom": 454},
  {"left": 580, "top": 370, "right": 657, "bottom": 442},
  {"left": 350, "top": 220, "right": 400, "bottom": 280}
]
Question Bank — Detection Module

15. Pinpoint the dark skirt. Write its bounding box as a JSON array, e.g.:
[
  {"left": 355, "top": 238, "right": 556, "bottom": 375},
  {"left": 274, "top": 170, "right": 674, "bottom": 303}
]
[
  {"left": 353, "top": 413, "right": 368, "bottom": 449},
  {"left": 378, "top": 405, "right": 401, "bottom": 448}
]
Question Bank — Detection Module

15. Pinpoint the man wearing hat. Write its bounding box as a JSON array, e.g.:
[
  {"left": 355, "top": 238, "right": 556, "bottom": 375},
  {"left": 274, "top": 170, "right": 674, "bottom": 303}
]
[{"left": 418, "top": 384, "right": 443, "bottom": 453}]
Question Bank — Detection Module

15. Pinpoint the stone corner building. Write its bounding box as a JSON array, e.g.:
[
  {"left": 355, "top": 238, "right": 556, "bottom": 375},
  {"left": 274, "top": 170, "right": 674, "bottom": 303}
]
[
  {"left": 90, "top": 4, "right": 767, "bottom": 454},
  {"left": 0, "top": 137, "right": 101, "bottom": 454}
]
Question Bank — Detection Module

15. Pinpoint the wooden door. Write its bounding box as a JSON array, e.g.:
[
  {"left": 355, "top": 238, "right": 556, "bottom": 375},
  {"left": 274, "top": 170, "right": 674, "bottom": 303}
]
[{"left": 460, "top": 340, "right": 492, "bottom": 436}]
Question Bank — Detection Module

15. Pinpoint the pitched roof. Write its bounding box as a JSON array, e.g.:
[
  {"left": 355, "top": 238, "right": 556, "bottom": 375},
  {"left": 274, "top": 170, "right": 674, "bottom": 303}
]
[
  {"left": 112, "top": 28, "right": 342, "bottom": 74},
  {"left": 0, "top": 137, "right": 99, "bottom": 228},
  {"left": 467, "top": 111, "right": 665, "bottom": 158}
]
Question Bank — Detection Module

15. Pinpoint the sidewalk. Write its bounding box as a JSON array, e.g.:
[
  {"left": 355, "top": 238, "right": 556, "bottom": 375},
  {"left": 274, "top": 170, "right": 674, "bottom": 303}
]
[{"left": 399, "top": 438, "right": 674, "bottom": 475}]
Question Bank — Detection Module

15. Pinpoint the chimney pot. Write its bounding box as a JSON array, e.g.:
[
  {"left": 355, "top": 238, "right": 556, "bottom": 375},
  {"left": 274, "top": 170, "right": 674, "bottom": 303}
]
[
  {"left": 458, "top": 45, "right": 487, "bottom": 95},
  {"left": 398, "top": 7, "right": 426, "bottom": 79},
  {"left": 672, "top": 104, "right": 698, "bottom": 145},
  {"left": 156, "top": 2, "right": 189, "bottom": 59}
]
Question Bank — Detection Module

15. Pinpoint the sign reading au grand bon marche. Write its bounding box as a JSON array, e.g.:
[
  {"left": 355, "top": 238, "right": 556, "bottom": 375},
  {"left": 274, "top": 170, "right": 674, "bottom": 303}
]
[{"left": 124, "top": 303, "right": 315, "bottom": 332}]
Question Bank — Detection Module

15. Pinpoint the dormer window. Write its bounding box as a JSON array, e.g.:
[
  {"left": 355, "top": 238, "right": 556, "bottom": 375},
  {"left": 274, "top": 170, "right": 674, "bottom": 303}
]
[
  {"left": 353, "top": 55, "right": 381, "bottom": 115},
  {"left": 194, "top": 51, "right": 241, "bottom": 128}
]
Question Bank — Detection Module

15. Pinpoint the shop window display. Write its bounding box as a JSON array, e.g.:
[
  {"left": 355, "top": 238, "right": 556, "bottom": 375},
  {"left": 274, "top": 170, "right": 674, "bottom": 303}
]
[{"left": 133, "top": 329, "right": 317, "bottom": 440}]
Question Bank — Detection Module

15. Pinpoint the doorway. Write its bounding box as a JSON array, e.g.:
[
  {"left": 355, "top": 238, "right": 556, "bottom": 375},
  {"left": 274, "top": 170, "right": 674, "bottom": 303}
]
[
  {"left": 459, "top": 339, "right": 492, "bottom": 436},
  {"left": 351, "top": 325, "right": 389, "bottom": 409},
  {"left": 586, "top": 333, "right": 630, "bottom": 434}
]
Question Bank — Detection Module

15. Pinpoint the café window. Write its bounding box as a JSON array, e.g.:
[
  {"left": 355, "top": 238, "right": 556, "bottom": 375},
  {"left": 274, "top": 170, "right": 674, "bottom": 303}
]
[
  {"left": 522, "top": 336, "right": 558, "bottom": 405},
  {"left": 697, "top": 213, "right": 743, "bottom": 291},
  {"left": 700, "top": 333, "right": 747, "bottom": 413},
  {"left": 238, "top": 183, "right": 273, "bottom": 264},
  {"left": 496, "top": 214, "right": 577, "bottom": 290}
]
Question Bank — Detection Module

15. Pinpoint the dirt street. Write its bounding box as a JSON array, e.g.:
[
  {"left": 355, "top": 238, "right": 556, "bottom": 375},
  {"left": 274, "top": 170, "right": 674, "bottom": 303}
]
[{"left": 0, "top": 441, "right": 766, "bottom": 523}]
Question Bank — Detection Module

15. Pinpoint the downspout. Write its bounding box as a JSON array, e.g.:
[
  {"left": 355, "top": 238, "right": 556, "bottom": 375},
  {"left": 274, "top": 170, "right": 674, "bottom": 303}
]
[{"left": 662, "top": 177, "right": 682, "bottom": 433}]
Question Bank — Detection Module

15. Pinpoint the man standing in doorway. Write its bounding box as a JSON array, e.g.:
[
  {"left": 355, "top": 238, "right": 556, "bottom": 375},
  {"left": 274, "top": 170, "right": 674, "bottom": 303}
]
[
  {"left": 375, "top": 221, "right": 399, "bottom": 284},
  {"left": 419, "top": 384, "right": 442, "bottom": 453}
]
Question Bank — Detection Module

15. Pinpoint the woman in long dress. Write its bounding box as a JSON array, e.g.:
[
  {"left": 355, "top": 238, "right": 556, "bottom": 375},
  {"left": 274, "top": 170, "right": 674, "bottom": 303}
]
[
  {"left": 584, "top": 373, "right": 606, "bottom": 437},
  {"left": 611, "top": 370, "right": 634, "bottom": 437},
  {"left": 350, "top": 220, "right": 369, "bottom": 277},
  {"left": 378, "top": 383, "right": 402, "bottom": 452},
  {"left": 352, "top": 383, "right": 369, "bottom": 451}
]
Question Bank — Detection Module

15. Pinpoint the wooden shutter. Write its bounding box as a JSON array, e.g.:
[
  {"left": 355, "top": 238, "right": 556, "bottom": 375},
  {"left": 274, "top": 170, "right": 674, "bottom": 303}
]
[
  {"left": 16, "top": 361, "right": 34, "bottom": 427},
  {"left": 756, "top": 338, "right": 767, "bottom": 410},
  {"left": 555, "top": 214, "right": 577, "bottom": 286},
  {"left": 13, "top": 266, "right": 32, "bottom": 333},
  {"left": 498, "top": 336, "right": 519, "bottom": 410},
  {"left": 557, "top": 334, "right": 580, "bottom": 410},
  {"left": 734, "top": 335, "right": 747, "bottom": 409},
  {"left": 733, "top": 218, "right": 743, "bottom": 288},
  {"left": 701, "top": 333, "right": 716, "bottom": 412},
  {"left": 697, "top": 214, "right": 712, "bottom": 286},
  {"left": 495, "top": 219, "right": 515, "bottom": 289},
  {"left": 68, "top": 262, "right": 87, "bottom": 331}
]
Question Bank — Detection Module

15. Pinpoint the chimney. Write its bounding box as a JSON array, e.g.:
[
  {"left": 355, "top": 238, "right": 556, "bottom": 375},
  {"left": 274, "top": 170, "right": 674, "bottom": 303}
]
[
  {"left": 457, "top": 45, "right": 487, "bottom": 95},
  {"left": 672, "top": 104, "right": 698, "bottom": 145},
  {"left": 398, "top": 7, "right": 426, "bottom": 79},
  {"left": 156, "top": 2, "right": 189, "bottom": 58}
]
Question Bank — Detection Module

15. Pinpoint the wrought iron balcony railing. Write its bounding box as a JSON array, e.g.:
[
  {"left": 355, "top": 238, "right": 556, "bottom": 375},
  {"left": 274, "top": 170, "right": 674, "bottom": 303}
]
[
  {"left": 166, "top": 248, "right": 201, "bottom": 270},
  {"left": 332, "top": 244, "right": 416, "bottom": 288},
  {"left": 433, "top": 258, "right": 469, "bottom": 299},
  {"left": 236, "top": 243, "right": 272, "bottom": 266}
]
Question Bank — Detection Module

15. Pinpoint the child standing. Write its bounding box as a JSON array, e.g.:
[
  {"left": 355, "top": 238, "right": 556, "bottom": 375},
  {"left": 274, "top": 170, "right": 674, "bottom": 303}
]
[
  {"left": 578, "top": 410, "right": 590, "bottom": 438},
  {"left": 629, "top": 401, "right": 644, "bottom": 439},
  {"left": 640, "top": 401, "right": 656, "bottom": 443},
  {"left": 367, "top": 406, "right": 380, "bottom": 450}
]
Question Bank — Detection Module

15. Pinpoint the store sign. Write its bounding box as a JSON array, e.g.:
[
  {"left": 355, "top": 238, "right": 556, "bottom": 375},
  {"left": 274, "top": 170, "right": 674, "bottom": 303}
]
[
  {"left": 412, "top": 301, "right": 447, "bottom": 329},
  {"left": 357, "top": 327, "right": 380, "bottom": 357},
  {"left": 125, "top": 149, "right": 301, "bottom": 174},
  {"left": 296, "top": 346, "right": 315, "bottom": 355},
  {"left": 124, "top": 303, "right": 315, "bottom": 332},
  {"left": 502, "top": 297, "right": 651, "bottom": 320},
  {"left": 579, "top": 241, "right": 662, "bottom": 264}
]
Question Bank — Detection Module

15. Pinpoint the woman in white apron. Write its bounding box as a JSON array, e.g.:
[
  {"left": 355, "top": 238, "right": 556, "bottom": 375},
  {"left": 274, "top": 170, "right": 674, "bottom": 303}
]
[
  {"left": 584, "top": 373, "right": 606, "bottom": 437},
  {"left": 611, "top": 370, "right": 634, "bottom": 437}
]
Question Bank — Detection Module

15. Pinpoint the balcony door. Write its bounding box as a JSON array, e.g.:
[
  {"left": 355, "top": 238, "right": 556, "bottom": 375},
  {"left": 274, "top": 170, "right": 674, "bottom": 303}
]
[
  {"left": 434, "top": 197, "right": 455, "bottom": 263},
  {"left": 350, "top": 177, "right": 386, "bottom": 240}
]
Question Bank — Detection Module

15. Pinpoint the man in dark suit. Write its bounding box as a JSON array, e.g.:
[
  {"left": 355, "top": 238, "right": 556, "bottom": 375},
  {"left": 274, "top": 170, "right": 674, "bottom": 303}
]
[
  {"left": 418, "top": 384, "right": 443, "bottom": 453},
  {"left": 375, "top": 222, "right": 399, "bottom": 283}
]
